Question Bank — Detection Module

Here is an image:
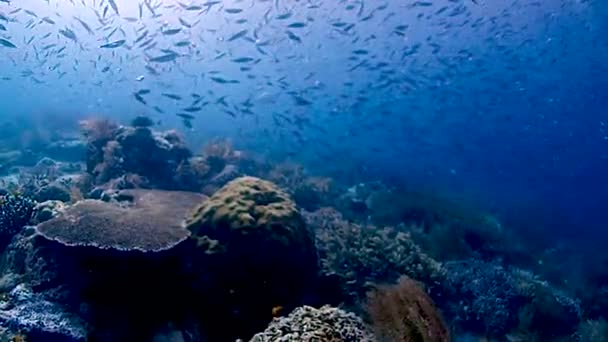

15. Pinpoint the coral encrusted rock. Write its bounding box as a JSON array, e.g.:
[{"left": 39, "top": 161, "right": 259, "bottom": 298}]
[
  {"left": 184, "top": 176, "right": 319, "bottom": 341},
  {"left": 250, "top": 305, "right": 374, "bottom": 342}
]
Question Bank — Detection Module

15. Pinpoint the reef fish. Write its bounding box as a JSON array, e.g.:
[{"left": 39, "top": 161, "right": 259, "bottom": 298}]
[
  {"left": 100, "top": 39, "right": 126, "bottom": 48},
  {"left": 0, "top": 38, "right": 16, "bottom": 48}
]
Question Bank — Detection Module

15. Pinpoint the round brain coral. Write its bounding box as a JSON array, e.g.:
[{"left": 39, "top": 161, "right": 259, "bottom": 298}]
[
  {"left": 185, "top": 176, "right": 319, "bottom": 340},
  {"left": 186, "top": 176, "right": 315, "bottom": 258}
]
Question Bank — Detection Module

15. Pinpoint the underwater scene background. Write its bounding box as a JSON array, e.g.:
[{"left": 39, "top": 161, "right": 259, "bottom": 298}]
[{"left": 0, "top": 0, "right": 607, "bottom": 341}]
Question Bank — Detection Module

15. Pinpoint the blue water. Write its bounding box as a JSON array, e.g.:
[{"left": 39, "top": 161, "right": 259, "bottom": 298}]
[{"left": 1, "top": 0, "right": 608, "bottom": 338}]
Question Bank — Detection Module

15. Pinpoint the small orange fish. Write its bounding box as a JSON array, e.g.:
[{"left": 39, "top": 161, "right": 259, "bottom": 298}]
[{"left": 271, "top": 305, "right": 284, "bottom": 317}]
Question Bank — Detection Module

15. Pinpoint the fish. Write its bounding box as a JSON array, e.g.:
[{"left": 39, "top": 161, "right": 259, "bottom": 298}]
[
  {"left": 177, "top": 113, "right": 195, "bottom": 120},
  {"left": 210, "top": 76, "right": 239, "bottom": 84},
  {"left": 144, "top": 0, "right": 156, "bottom": 15},
  {"left": 0, "top": 38, "right": 16, "bottom": 48},
  {"left": 148, "top": 53, "right": 179, "bottom": 63},
  {"left": 134, "top": 30, "right": 148, "bottom": 44},
  {"left": 108, "top": 0, "right": 120, "bottom": 15},
  {"left": 287, "top": 22, "right": 307, "bottom": 29},
  {"left": 23, "top": 9, "right": 38, "bottom": 18},
  {"left": 225, "top": 8, "right": 243, "bottom": 14},
  {"left": 162, "top": 93, "right": 182, "bottom": 100},
  {"left": 290, "top": 93, "right": 312, "bottom": 106},
  {"left": 227, "top": 29, "right": 248, "bottom": 42},
  {"left": 145, "top": 65, "right": 159, "bottom": 75},
  {"left": 179, "top": 18, "right": 193, "bottom": 28},
  {"left": 232, "top": 57, "right": 255, "bottom": 63},
  {"left": 73, "top": 16, "right": 93, "bottom": 35},
  {"left": 181, "top": 118, "right": 192, "bottom": 129},
  {"left": 162, "top": 28, "right": 181, "bottom": 35},
  {"left": 123, "top": 17, "right": 138, "bottom": 22},
  {"left": 133, "top": 92, "right": 147, "bottom": 105},
  {"left": 174, "top": 40, "right": 190, "bottom": 47},
  {"left": 100, "top": 39, "right": 126, "bottom": 48},
  {"left": 216, "top": 96, "right": 228, "bottom": 107},
  {"left": 276, "top": 13, "right": 292, "bottom": 20},
  {"left": 136, "top": 89, "right": 151, "bottom": 95},
  {"left": 41, "top": 17, "right": 55, "bottom": 24},
  {"left": 286, "top": 31, "right": 302, "bottom": 43},
  {"left": 59, "top": 28, "right": 78, "bottom": 42}
]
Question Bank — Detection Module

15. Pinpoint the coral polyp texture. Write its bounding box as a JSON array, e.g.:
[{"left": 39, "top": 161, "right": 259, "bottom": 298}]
[
  {"left": 0, "top": 193, "right": 35, "bottom": 245},
  {"left": 36, "top": 189, "right": 206, "bottom": 252},
  {"left": 185, "top": 176, "right": 316, "bottom": 259},
  {"left": 250, "top": 305, "right": 374, "bottom": 342},
  {"left": 304, "top": 207, "right": 445, "bottom": 304}
]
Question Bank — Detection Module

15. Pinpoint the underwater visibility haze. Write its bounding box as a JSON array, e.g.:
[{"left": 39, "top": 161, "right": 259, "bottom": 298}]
[{"left": 0, "top": 0, "right": 607, "bottom": 341}]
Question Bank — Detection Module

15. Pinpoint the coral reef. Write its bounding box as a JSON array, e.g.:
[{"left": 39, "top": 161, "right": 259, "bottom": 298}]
[
  {"left": 0, "top": 284, "right": 86, "bottom": 341},
  {"left": 366, "top": 276, "right": 450, "bottom": 342},
  {"left": 266, "top": 162, "right": 338, "bottom": 211},
  {"left": 510, "top": 268, "right": 582, "bottom": 338},
  {"left": 304, "top": 208, "right": 445, "bottom": 306},
  {"left": 37, "top": 189, "right": 205, "bottom": 252},
  {"left": 83, "top": 119, "right": 192, "bottom": 190},
  {"left": 200, "top": 138, "right": 243, "bottom": 174},
  {"left": 0, "top": 194, "right": 35, "bottom": 248},
  {"left": 185, "top": 176, "right": 318, "bottom": 340},
  {"left": 0, "top": 189, "right": 206, "bottom": 340},
  {"left": 364, "top": 186, "right": 514, "bottom": 262},
  {"left": 250, "top": 305, "right": 374, "bottom": 342},
  {"left": 174, "top": 156, "right": 211, "bottom": 192},
  {"left": 442, "top": 260, "right": 522, "bottom": 336},
  {"left": 442, "top": 260, "right": 582, "bottom": 338},
  {"left": 0, "top": 117, "right": 600, "bottom": 342}
]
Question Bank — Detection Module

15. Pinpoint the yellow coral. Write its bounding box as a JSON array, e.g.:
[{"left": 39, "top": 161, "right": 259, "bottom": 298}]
[{"left": 185, "top": 176, "right": 312, "bottom": 255}]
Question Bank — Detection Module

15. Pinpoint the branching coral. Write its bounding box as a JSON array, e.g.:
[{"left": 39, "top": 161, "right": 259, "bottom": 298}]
[
  {"left": 366, "top": 276, "right": 451, "bottom": 342},
  {"left": 510, "top": 268, "right": 582, "bottom": 338},
  {"left": 0, "top": 193, "right": 35, "bottom": 246},
  {"left": 304, "top": 208, "right": 445, "bottom": 306},
  {"left": 442, "top": 260, "right": 522, "bottom": 336},
  {"left": 442, "top": 260, "right": 582, "bottom": 338}
]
